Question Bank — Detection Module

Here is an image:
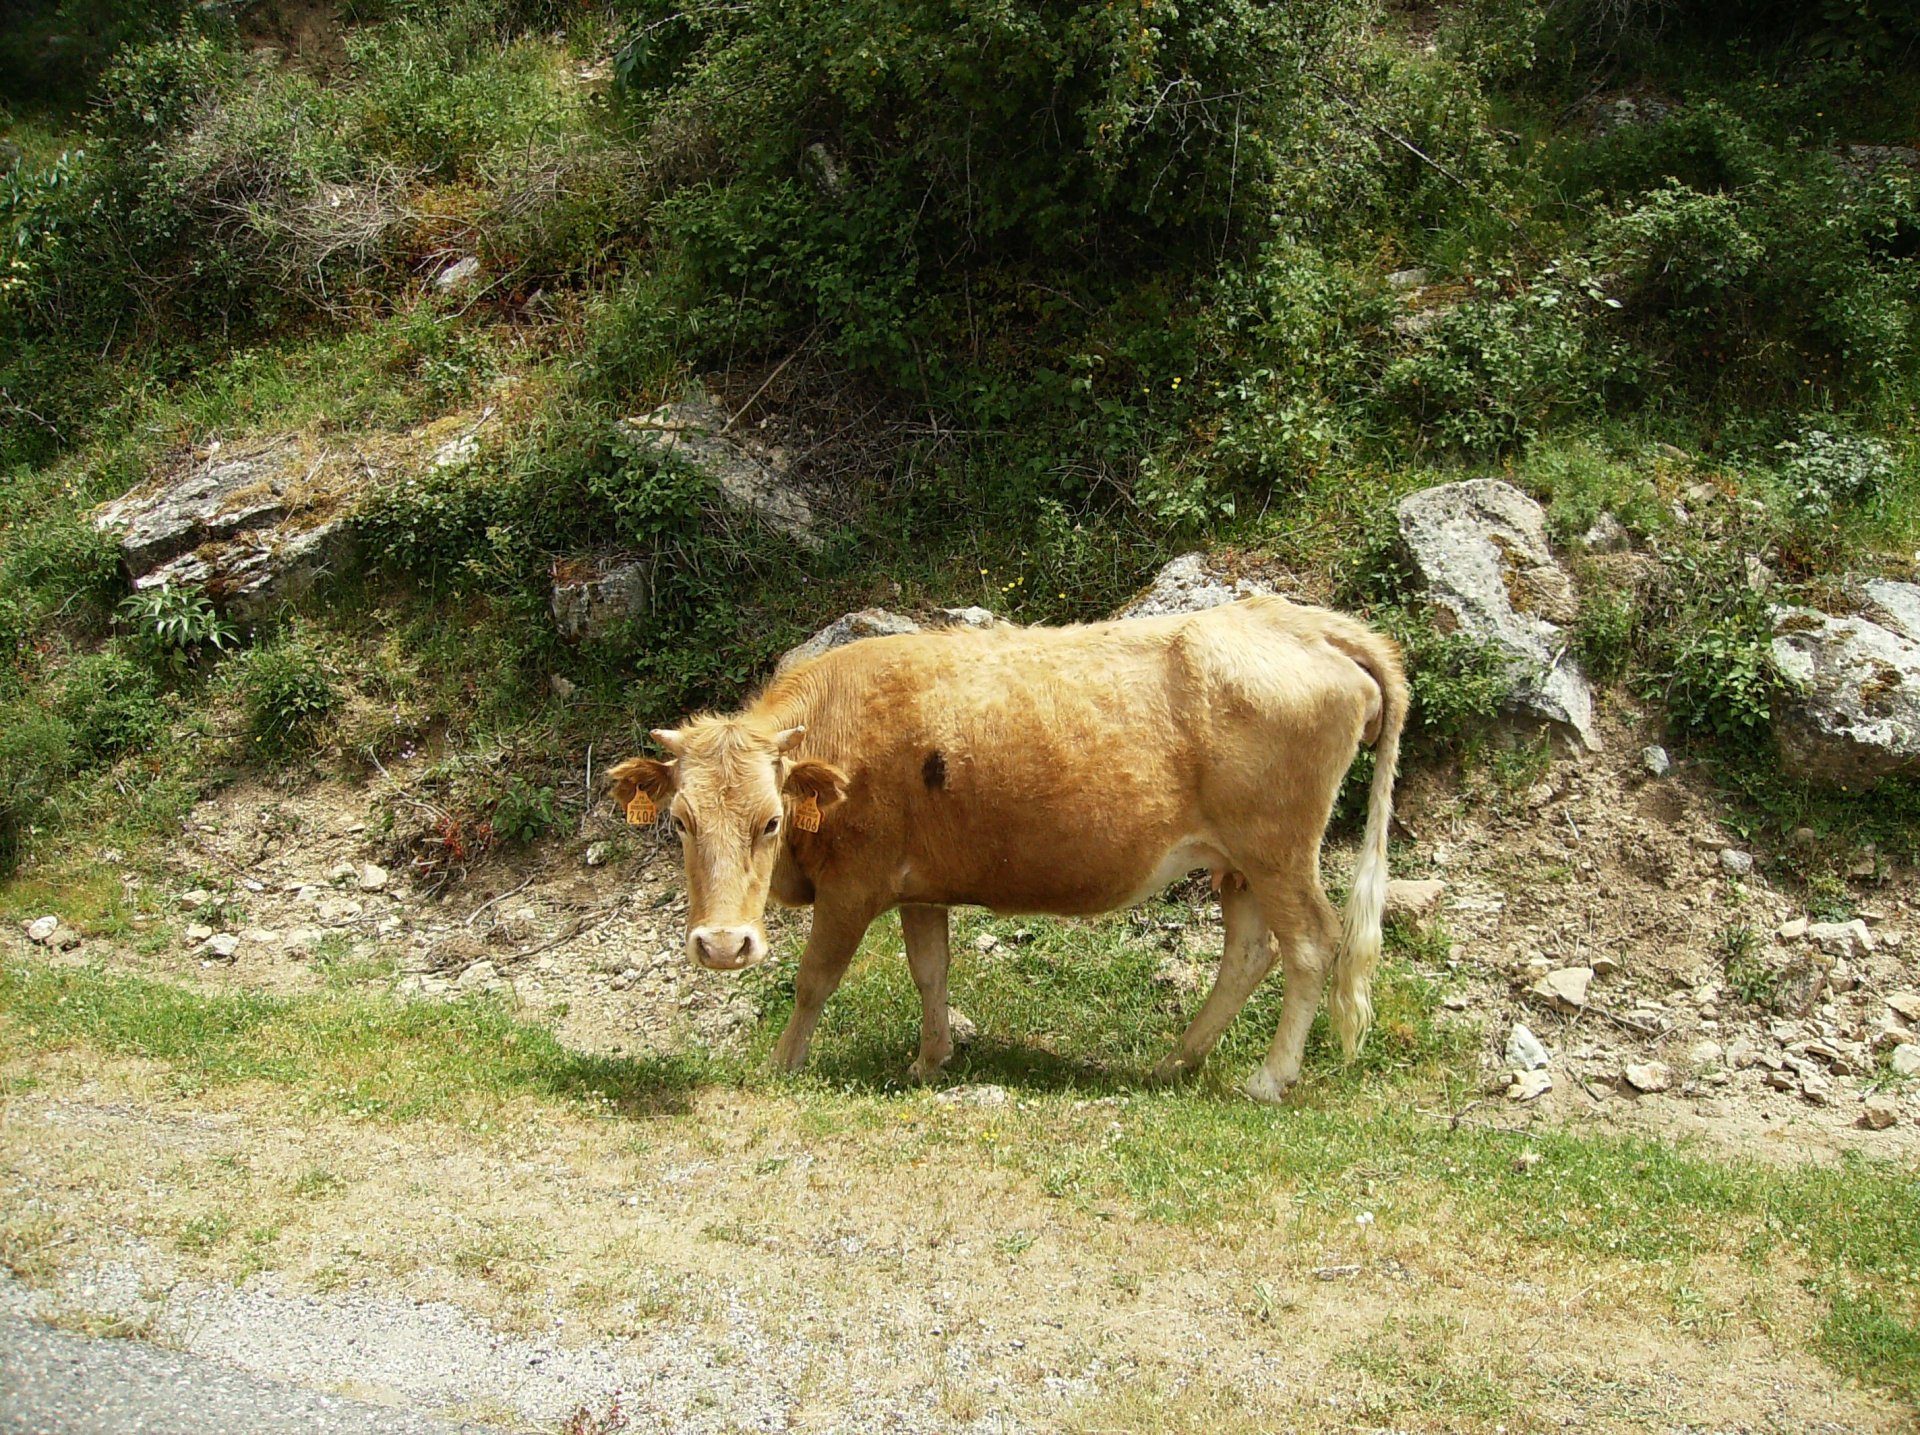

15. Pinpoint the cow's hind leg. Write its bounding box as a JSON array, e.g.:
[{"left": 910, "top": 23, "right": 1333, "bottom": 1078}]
[
  {"left": 901, "top": 904, "right": 962, "bottom": 1081},
  {"left": 1149, "top": 880, "right": 1274, "bottom": 1085},
  {"left": 770, "top": 903, "right": 872, "bottom": 1073},
  {"left": 1241, "top": 869, "right": 1342, "bottom": 1105}
]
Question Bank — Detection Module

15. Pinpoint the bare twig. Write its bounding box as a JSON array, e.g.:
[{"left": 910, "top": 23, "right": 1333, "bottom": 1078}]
[{"left": 464, "top": 877, "right": 534, "bottom": 929}]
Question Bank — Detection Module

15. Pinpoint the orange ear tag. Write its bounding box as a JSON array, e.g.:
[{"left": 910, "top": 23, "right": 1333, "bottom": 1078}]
[
  {"left": 624, "top": 791, "right": 656, "bottom": 826},
  {"left": 793, "top": 794, "right": 822, "bottom": 833}
]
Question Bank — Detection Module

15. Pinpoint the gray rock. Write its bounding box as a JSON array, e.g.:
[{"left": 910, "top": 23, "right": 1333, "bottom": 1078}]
[
  {"left": 204, "top": 933, "right": 240, "bottom": 961},
  {"left": 1116, "top": 553, "right": 1272, "bottom": 620},
  {"left": 1581, "top": 512, "right": 1632, "bottom": 554},
  {"left": 1623, "top": 1061, "right": 1672, "bottom": 1093},
  {"left": 1893, "top": 1045, "right": 1920, "bottom": 1079},
  {"left": 936, "top": 1083, "right": 1009, "bottom": 1107},
  {"left": 1726, "top": 1034, "right": 1761, "bottom": 1070},
  {"left": 1719, "top": 849, "right": 1754, "bottom": 877},
  {"left": 928, "top": 606, "right": 1005, "bottom": 631},
  {"left": 776, "top": 609, "right": 923, "bottom": 674},
  {"left": 1837, "top": 144, "right": 1920, "bottom": 178},
  {"left": 1532, "top": 966, "right": 1593, "bottom": 1012},
  {"left": 1395, "top": 480, "right": 1598, "bottom": 750},
  {"left": 184, "top": 923, "right": 215, "bottom": 944},
  {"left": 457, "top": 960, "right": 501, "bottom": 992},
  {"left": 1808, "top": 920, "right": 1873, "bottom": 960},
  {"left": 179, "top": 889, "right": 212, "bottom": 909},
  {"left": 618, "top": 390, "right": 820, "bottom": 548},
  {"left": 550, "top": 555, "right": 650, "bottom": 643},
  {"left": 1506, "top": 1070, "right": 1553, "bottom": 1102},
  {"left": 1506, "top": 1024, "right": 1550, "bottom": 1071},
  {"left": 356, "top": 864, "right": 389, "bottom": 893},
  {"left": 434, "top": 255, "right": 482, "bottom": 290},
  {"left": 92, "top": 440, "right": 360, "bottom": 619},
  {"left": 1771, "top": 585, "right": 1920, "bottom": 786},
  {"left": 1778, "top": 917, "right": 1810, "bottom": 940},
  {"left": 1774, "top": 958, "right": 1828, "bottom": 1018},
  {"left": 1641, "top": 744, "right": 1671, "bottom": 777},
  {"left": 1886, "top": 992, "right": 1920, "bottom": 1023},
  {"left": 25, "top": 916, "right": 58, "bottom": 944},
  {"left": 1385, "top": 268, "right": 1429, "bottom": 291},
  {"left": 584, "top": 842, "right": 612, "bottom": 868},
  {"left": 1584, "top": 92, "right": 1675, "bottom": 136},
  {"left": 1688, "top": 1040, "right": 1724, "bottom": 1068}
]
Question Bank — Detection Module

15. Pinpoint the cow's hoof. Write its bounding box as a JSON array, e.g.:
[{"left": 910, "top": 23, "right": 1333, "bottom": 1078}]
[
  {"left": 1241, "top": 1067, "right": 1295, "bottom": 1105},
  {"left": 1147, "top": 1054, "right": 1203, "bottom": 1087},
  {"left": 905, "top": 1054, "right": 950, "bottom": 1084}
]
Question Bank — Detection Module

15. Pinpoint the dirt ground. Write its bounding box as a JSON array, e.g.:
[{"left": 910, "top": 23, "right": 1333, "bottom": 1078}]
[{"left": 5, "top": 716, "right": 1919, "bottom": 1430}]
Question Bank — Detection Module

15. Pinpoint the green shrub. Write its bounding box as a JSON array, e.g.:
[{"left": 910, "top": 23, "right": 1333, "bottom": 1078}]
[
  {"left": 118, "top": 584, "right": 237, "bottom": 678},
  {"left": 0, "top": 702, "right": 75, "bottom": 876},
  {"left": 1646, "top": 570, "right": 1784, "bottom": 744},
  {"left": 237, "top": 642, "right": 337, "bottom": 747},
  {"left": 1776, "top": 428, "right": 1895, "bottom": 522},
  {"left": 1574, "top": 587, "right": 1639, "bottom": 683},
  {"left": 492, "top": 776, "right": 560, "bottom": 845},
  {"left": 1376, "top": 607, "right": 1515, "bottom": 750},
  {"left": 56, "top": 651, "right": 163, "bottom": 760}
]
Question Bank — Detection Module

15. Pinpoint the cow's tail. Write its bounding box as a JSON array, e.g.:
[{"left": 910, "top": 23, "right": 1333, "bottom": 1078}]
[{"left": 1326, "top": 629, "right": 1408, "bottom": 1058}]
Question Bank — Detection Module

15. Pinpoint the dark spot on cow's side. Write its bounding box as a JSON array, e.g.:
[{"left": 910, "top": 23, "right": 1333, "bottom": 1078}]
[{"left": 922, "top": 750, "right": 948, "bottom": 789}]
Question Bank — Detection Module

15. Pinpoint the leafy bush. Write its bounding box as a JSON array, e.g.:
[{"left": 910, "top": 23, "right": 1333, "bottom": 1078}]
[
  {"left": 118, "top": 584, "right": 237, "bottom": 678},
  {"left": 1647, "top": 575, "right": 1784, "bottom": 744},
  {"left": 492, "top": 776, "right": 560, "bottom": 845},
  {"left": 1776, "top": 428, "right": 1895, "bottom": 521},
  {"left": 237, "top": 642, "right": 337, "bottom": 747},
  {"left": 0, "top": 703, "right": 75, "bottom": 876},
  {"left": 1376, "top": 607, "right": 1515, "bottom": 750},
  {"left": 56, "top": 651, "right": 163, "bottom": 760}
]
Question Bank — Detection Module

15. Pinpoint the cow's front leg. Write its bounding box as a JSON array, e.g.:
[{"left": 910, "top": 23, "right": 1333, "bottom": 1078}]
[
  {"left": 770, "top": 903, "right": 872, "bottom": 1072},
  {"left": 900, "top": 904, "right": 956, "bottom": 1081}
]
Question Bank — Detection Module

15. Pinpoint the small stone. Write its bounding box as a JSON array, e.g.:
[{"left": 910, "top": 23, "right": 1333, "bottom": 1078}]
[
  {"left": 1800, "top": 1071, "right": 1834, "bottom": 1105},
  {"left": 184, "top": 923, "right": 215, "bottom": 944},
  {"left": 1860, "top": 1094, "right": 1899, "bottom": 1130},
  {"left": 1828, "top": 959, "right": 1855, "bottom": 994},
  {"left": 1532, "top": 966, "right": 1594, "bottom": 1012},
  {"left": 584, "top": 842, "right": 613, "bottom": 868},
  {"left": 1892, "top": 1045, "right": 1920, "bottom": 1079},
  {"left": 937, "top": 1083, "right": 1009, "bottom": 1107},
  {"left": 46, "top": 928, "right": 82, "bottom": 952},
  {"left": 1883, "top": 930, "right": 1905, "bottom": 951},
  {"left": 1766, "top": 1069, "right": 1798, "bottom": 1091},
  {"left": 25, "top": 916, "right": 59, "bottom": 944},
  {"left": 357, "top": 864, "right": 389, "bottom": 892},
  {"left": 1583, "top": 512, "right": 1632, "bottom": 555},
  {"left": 1506, "top": 1070, "right": 1553, "bottom": 1102},
  {"left": 1808, "top": 921, "right": 1866, "bottom": 959},
  {"left": 329, "top": 862, "right": 358, "bottom": 884},
  {"left": 1719, "top": 849, "right": 1754, "bottom": 877},
  {"left": 1384, "top": 878, "right": 1447, "bottom": 921},
  {"left": 1688, "top": 1040, "right": 1724, "bottom": 1068},
  {"left": 435, "top": 255, "right": 482, "bottom": 291},
  {"left": 974, "top": 933, "right": 1000, "bottom": 953},
  {"left": 179, "top": 889, "right": 213, "bottom": 909},
  {"left": 1624, "top": 1062, "right": 1672, "bottom": 1093},
  {"left": 1641, "top": 745, "right": 1672, "bottom": 777},
  {"left": 1591, "top": 953, "right": 1623, "bottom": 976},
  {"left": 1777, "top": 917, "right": 1809, "bottom": 941},
  {"left": 949, "top": 1009, "right": 979, "bottom": 1046},
  {"left": 549, "top": 674, "right": 577, "bottom": 700},
  {"left": 1506, "top": 1024, "right": 1551, "bottom": 1071},
  {"left": 457, "top": 960, "right": 501, "bottom": 991},
  {"left": 204, "top": 933, "right": 240, "bottom": 961},
  {"left": 1886, "top": 993, "right": 1920, "bottom": 1023}
]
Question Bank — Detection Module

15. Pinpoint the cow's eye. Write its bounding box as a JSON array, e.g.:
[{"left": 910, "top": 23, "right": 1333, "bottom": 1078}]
[
  {"left": 762, "top": 816, "right": 780, "bottom": 837},
  {"left": 672, "top": 816, "right": 689, "bottom": 836}
]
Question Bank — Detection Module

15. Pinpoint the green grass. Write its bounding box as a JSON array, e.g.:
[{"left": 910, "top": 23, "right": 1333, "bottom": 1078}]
[{"left": 3, "top": 942, "right": 1915, "bottom": 1399}]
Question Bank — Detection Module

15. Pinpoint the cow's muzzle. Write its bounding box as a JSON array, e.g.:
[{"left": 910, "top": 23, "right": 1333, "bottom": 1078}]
[{"left": 688, "top": 925, "right": 767, "bottom": 971}]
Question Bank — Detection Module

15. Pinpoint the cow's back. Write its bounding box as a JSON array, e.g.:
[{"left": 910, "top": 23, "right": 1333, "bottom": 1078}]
[{"left": 760, "top": 599, "right": 1382, "bottom": 914}]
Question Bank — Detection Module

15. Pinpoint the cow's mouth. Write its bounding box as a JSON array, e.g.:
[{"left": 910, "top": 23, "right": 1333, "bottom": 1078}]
[{"left": 687, "top": 926, "right": 767, "bottom": 971}]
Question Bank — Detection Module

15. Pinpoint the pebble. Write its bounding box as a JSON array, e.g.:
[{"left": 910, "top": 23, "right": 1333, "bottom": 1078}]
[
  {"left": 1505, "top": 1024, "right": 1551, "bottom": 1072},
  {"left": 1860, "top": 1094, "right": 1900, "bottom": 1131},
  {"left": 25, "top": 915, "right": 59, "bottom": 944},
  {"left": 328, "top": 862, "right": 358, "bottom": 884},
  {"left": 1688, "top": 1040, "right": 1724, "bottom": 1068},
  {"left": 974, "top": 934, "right": 1000, "bottom": 953},
  {"left": 1506, "top": 1070, "right": 1553, "bottom": 1103},
  {"left": 357, "top": 864, "right": 389, "bottom": 892},
  {"left": 457, "top": 960, "right": 501, "bottom": 992},
  {"left": 937, "top": 1083, "right": 1009, "bottom": 1107},
  {"left": 1384, "top": 878, "right": 1447, "bottom": 921},
  {"left": 1886, "top": 992, "right": 1920, "bottom": 1023},
  {"left": 178, "top": 889, "right": 212, "bottom": 909},
  {"left": 1532, "top": 966, "right": 1593, "bottom": 1012},
  {"left": 204, "top": 934, "right": 240, "bottom": 961},
  {"left": 1719, "top": 849, "right": 1754, "bottom": 877},
  {"left": 1777, "top": 917, "right": 1809, "bottom": 941},
  {"left": 1892, "top": 1045, "right": 1920, "bottom": 1079},
  {"left": 1800, "top": 1071, "right": 1833, "bottom": 1105},
  {"left": 1624, "top": 1062, "right": 1672, "bottom": 1093},
  {"left": 1809, "top": 920, "right": 1873, "bottom": 959},
  {"left": 1591, "top": 953, "right": 1623, "bottom": 976},
  {"left": 184, "top": 923, "right": 215, "bottom": 944},
  {"left": 1641, "top": 745, "right": 1671, "bottom": 777},
  {"left": 584, "top": 842, "right": 612, "bottom": 868}
]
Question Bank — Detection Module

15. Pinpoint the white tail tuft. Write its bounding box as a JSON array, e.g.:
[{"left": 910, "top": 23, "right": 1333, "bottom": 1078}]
[{"left": 1326, "top": 645, "right": 1406, "bottom": 1058}]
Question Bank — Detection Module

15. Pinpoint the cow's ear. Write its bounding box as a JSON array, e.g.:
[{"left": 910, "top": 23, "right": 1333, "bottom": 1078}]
[
  {"left": 783, "top": 758, "right": 847, "bottom": 832},
  {"left": 608, "top": 756, "right": 675, "bottom": 824}
]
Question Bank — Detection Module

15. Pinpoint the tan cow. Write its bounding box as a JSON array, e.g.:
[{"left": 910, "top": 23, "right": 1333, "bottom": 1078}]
[{"left": 609, "top": 595, "right": 1407, "bottom": 1101}]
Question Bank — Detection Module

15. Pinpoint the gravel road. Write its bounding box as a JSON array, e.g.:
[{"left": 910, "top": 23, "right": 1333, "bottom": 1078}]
[{"left": 0, "top": 1310, "right": 504, "bottom": 1434}]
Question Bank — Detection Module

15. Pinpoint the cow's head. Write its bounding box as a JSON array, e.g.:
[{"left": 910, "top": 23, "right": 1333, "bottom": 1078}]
[{"left": 608, "top": 720, "right": 847, "bottom": 971}]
